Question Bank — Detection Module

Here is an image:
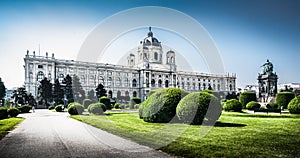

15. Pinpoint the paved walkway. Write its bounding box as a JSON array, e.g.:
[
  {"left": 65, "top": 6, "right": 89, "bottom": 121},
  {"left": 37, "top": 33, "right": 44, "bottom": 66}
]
[{"left": 0, "top": 109, "right": 171, "bottom": 158}]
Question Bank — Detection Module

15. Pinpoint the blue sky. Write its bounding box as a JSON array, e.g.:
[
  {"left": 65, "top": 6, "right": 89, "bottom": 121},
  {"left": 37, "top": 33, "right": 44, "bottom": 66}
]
[{"left": 0, "top": 0, "right": 300, "bottom": 89}]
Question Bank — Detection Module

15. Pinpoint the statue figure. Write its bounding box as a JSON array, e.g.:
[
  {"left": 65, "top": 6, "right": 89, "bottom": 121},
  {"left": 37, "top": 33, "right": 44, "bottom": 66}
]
[{"left": 261, "top": 59, "right": 273, "bottom": 74}]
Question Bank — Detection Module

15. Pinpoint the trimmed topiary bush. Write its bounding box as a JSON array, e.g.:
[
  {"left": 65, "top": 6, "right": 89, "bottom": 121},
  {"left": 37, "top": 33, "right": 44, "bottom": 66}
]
[
  {"left": 276, "top": 92, "right": 295, "bottom": 109},
  {"left": 18, "top": 105, "right": 32, "bottom": 113},
  {"left": 246, "top": 101, "right": 261, "bottom": 110},
  {"left": 67, "top": 102, "right": 82, "bottom": 108},
  {"left": 99, "top": 96, "right": 111, "bottom": 110},
  {"left": 48, "top": 105, "right": 55, "bottom": 110},
  {"left": 83, "top": 99, "right": 93, "bottom": 109},
  {"left": 138, "top": 103, "right": 145, "bottom": 119},
  {"left": 0, "top": 107, "right": 8, "bottom": 119},
  {"left": 55, "top": 105, "right": 64, "bottom": 112},
  {"left": 287, "top": 96, "right": 300, "bottom": 114},
  {"left": 142, "top": 88, "right": 189, "bottom": 123},
  {"left": 223, "top": 99, "right": 242, "bottom": 112},
  {"left": 114, "top": 103, "right": 121, "bottom": 109},
  {"left": 8, "top": 108, "right": 20, "bottom": 117},
  {"left": 266, "top": 102, "right": 278, "bottom": 109},
  {"left": 176, "top": 92, "right": 222, "bottom": 125},
  {"left": 129, "top": 97, "right": 141, "bottom": 109},
  {"left": 88, "top": 103, "right": 106, "bottom": 115},
  {"left": 239, "top": 92, "right": 257, "bottom": 108},
  {"left": 67, "top": 103, "right": 84, "bottom": 115}
]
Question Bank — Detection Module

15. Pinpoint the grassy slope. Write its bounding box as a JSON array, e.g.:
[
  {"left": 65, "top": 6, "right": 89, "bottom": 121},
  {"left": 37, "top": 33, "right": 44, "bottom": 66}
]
[
  {"left": 71, "top": 112, "right": 300, "bottom": 158},
  {"left": 0, "top": 117, "right": 24, "bottom": 140}
]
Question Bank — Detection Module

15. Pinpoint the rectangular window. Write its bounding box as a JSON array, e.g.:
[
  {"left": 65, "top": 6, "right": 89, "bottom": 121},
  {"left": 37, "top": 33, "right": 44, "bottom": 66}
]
[{"left": 38, "top": 65, "right": 43, "bottom": 69}]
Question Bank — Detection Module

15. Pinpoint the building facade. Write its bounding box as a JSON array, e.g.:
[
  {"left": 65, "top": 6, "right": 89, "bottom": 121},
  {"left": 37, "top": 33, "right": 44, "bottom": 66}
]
[{"left": 24, "top": 27, "right": 236, "bottom": 101}]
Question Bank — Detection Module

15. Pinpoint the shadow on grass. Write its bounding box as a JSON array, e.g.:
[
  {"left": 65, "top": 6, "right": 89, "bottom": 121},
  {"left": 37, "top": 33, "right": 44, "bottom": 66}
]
[{"left": 214, "top": 121, "right": 247, "bottom": 127}]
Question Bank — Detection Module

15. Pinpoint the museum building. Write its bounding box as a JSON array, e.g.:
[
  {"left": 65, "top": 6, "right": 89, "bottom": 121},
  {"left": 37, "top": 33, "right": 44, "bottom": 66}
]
[{"left": 24, "top": 27, "right": 236, "bottom": 101}]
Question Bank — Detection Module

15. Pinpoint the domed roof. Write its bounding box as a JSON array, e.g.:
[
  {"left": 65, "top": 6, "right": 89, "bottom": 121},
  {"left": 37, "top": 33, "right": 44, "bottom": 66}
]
[{"left": 143, "top": 27, "right": 161, "bottom": 46}]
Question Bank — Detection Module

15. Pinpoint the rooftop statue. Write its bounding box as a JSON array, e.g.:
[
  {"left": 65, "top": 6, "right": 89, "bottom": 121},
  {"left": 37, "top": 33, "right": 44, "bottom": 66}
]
[{"left": 261, "top": 59, "right": 273, "bottom": 74}]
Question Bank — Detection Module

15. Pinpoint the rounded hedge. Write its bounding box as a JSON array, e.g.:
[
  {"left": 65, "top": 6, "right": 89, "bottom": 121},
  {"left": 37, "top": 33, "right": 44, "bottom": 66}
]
[
  {"left": 129, "top": 97, "right": 141, "bottom": 109},
  {"left": 8, "top": 108, "right": 20, "bottom": 117},
  {"left": 88, "top": 103, "right": 106, "bottom": 115},
  {"left": 239, "top": 92, "right": 257, "bottom": 108},
  {"left": 223, "top": 99, "right": 242, "bottom": 112},
  {"left": 266, "top": 102, "right": 278, "bottom": 109},
  {"left": 176, "top": 92, "right": 222, "bottom": 125},
  {"left": 18, "top": 105, "right": 32, "bottom": 113},
  {"left": 83, "top": 99, "right": 93, "bottom": 109},
  {"left": 67, "top": 103, "right": 84, "bottom": 115},
  {"left": 48, "top": 105, "right": 55, "bottom": 110},
  {"left": 276, "top": 92, "right": 295, "bottom": 109},
  {"left": 55, "top": 105, "right": 64, "bottom": 112},
  {"left": 138, "top": 103, "right": 145, "bottom": 119},
  {"left": 287, "top": 96, "right": 300, "bottom": 114},
  {"left": 246, "top": 101, "right": 261, "bottom": 110},
  {"left": 142, "top": 88, "right": 189, "bottom": 123},
  {"left": 114, "top": 103, "right": 121, "bottom": 109},
  {"left": 99, "top": 96, "right": 111, "bottom": 110},
  {"left": 0, "top": 107, "right": 8, "bottom": 119},
  {"left": 67, "top": 102, "right": 82, "bottom": 109}
]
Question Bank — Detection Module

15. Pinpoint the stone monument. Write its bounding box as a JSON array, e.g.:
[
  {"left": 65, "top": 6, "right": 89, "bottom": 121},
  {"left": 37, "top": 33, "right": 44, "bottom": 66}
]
[{"left": 257, "top": 59, "right": 278, "bottom": 102}]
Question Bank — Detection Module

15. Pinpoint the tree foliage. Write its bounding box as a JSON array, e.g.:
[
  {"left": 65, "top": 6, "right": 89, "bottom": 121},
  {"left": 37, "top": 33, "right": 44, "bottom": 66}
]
[
  {"left": 72, "top": 75, "right": 85, "bottom": 103},
  {"left": 53, "top": 79, "right": 64, "bottom": 105},
  {"left": 95, "top": 83, "right": 107, "bottom": 99},
  {"left": 0, "top": 78, "right": 6, "bottom": 106},
  {"left": 11, "top": 87, "right": 28, "bottom": 105},
  {"left": 63, "top": 75, "right": 74, "bottom": 103},
  {"left": 38, "top": 77, "right": 52, "bottom": 107}
]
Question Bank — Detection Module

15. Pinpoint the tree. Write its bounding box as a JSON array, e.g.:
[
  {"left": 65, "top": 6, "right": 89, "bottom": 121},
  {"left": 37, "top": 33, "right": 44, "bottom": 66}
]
[
  {"left": 53, "top": 79, "right": 64, "bottom": 105},
  {"left": 87, "top": 89, "right": 96, "bottom": 101},
  {"left": 0, "top": 78, "right": 6, "bottom": 106},
  {"left": 27, "top": 93, "right": 36, "bottom": 107},
  {"left": 72, "top": 75, "right": 85, "bottom": 103},
  {"left": 62, "top": 75, "right": 73, "bottom": 104},
  {"left": 38, "top": 77, "right": 52, "bottom": 107},
  {"left": 95, "top": 83, "right": 107, "bottom": 99},
  {"left": 11, "top": 87, "right": 28, "bottom": 105}
]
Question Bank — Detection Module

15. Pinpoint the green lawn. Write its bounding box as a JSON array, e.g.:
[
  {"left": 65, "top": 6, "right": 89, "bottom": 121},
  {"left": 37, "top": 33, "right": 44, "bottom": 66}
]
[
  {"left": 71, "top": 112, "right": 300, "bottom": 157},
  {"left": 0, "top": 117, "right": 24, "bottom": 140}
]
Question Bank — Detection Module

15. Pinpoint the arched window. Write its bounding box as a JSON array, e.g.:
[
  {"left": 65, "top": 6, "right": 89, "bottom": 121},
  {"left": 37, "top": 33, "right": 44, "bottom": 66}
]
[
  {"left": 151, "top": 79, "right": 155, "bottom": 87},
  {"left": 124, "top": 78, "right": 129, "bottom": 87},
  {"left": 171, "top": 57, "right": 174, "bottom": 63},
  {"left": 165, "top": 80, "right": 169, "bottom": 88},
  {"left": 108, "top": 77, "right": 112, "bottom": 86},
  {"left": 146, "top": 79, "right": 149, "bottom": 87},
  {"left": 213, "top": 84, "right": 216, "bottom": 90},
  {"left": 37, "top": 71, "right": 44, "bottom": 82},
  {"left": 218, "top": 84, "right": 221, "bottom": 91},
  {"left": 187, "top": 82, "right": 190, "bottom": 90},
  {"left": 58, "top": 74, "right": 64, "bottom": 83},
  {"left": 158, "top": 79, "right": 162, "bottom": 87},
  {"left": 154, "top": 52, "right": 158, "bottom": 60},
  {"left": 98, "top": 76, "right": 104, "bottom": 85},
  {"left": 182, "top": 82, "right": 185, "bottom": 89},
  {"left": 198, "top": 83, "right": 201, "bottom": 90},
  {"left": 29, "top": 72, "right": 33, "bottom": 82},
  {"left": 48, "top": 73, "right": 51, "bottom": 79},
  {"left": 133, "top": 91, "right": 137, "bottom": 97},
  {"left": 203, "top": 83, "right": 206, "bottom": 90},
  {"left": 229, "top": 84, "right": 232, "bottom": 91},
  {"left": 116, "top": 78, "right": 121, "bottom": 87},
  {"left": 193, "top": 83, "right": 196, "bottom": 90},
  {"left": 132, "top": 79, "right": 137, "bottom": 87}
]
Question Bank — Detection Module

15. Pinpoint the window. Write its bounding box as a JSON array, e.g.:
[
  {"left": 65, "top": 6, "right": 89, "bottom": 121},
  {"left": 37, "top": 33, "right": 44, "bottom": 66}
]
[
  {"left": 132, "top": 79, "right": 137, "bottom": 87},
  {"left": 108, "top": 77, "right": 113, "bottom": 86},
  {"left": 124, "top": 78, "right": 129, "bottom": 87},
  {"left": 165, "top": 80, "right": 169, "bottom": 88},
  {"left": 98, "top": 76, "right": 104, "bottom": 85},
  {"left": 171, "top": 57, "right": 174, "bottom": 63},
  {"left": 38, "top": 65, "right": 43, "bottom": 69},
  {"left": 151, "top": 79, "right": 155, "bottom": 87},
  {"left": 158, "top": 79, "right": 162, "bottom": 87},
  {"left": 133, "top": 91, "right": 137, "bottom": 97},
  {"left": 37, "top": 71, "right": 44, "bottom": 82},
  {"left": 154, "top": 52, "right": 158, "bottom": 60},
  {"left": 58, "top": 74, "right": 64, "bottom": 83},
  {"left": 116, "top": 78, "right": 121, "bottom": 87}
]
